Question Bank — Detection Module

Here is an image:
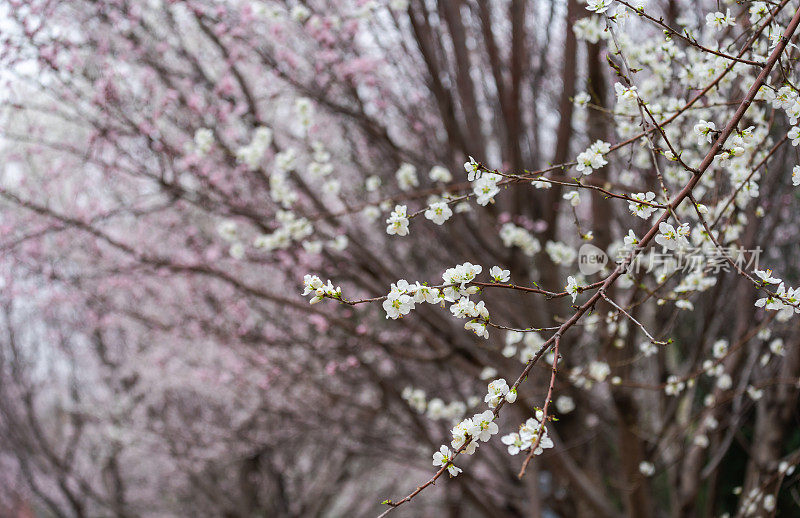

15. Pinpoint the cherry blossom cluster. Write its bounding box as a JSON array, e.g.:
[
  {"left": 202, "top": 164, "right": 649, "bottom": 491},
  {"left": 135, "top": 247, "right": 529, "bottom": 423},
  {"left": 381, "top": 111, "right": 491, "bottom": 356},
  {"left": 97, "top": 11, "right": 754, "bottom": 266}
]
[
  {"left": 545, "top": 241, "right": 577, "bottom": 266},
  {"left": 655, "top": 222, "right": 692, "bottom": 251},
  {"left": 753, "top": 269, "right": 800, "bottom": 318},
  {"left": 401, "top": 386, "right": 480, "bottom": 422},
  {"left": 628, "top": 192, "right": 658, "bottom": 219},
  {"left": 275, "top": 1, "right": 800, "bottom": 511},
  {"left": 500, "top": 410, "right": 554, "bottom": 457},
  {"left": 575, "top": 140, "right": 611, "bottom": 175},
  {"left": 302, "top": 275, "right": 342, "bottom": 305},
  {"left": 383, "top": 279, "right": 442, "bottom": 319},
  {"left": 472, "top": 172, "right": 502, "bottom": 206},
  {"left": 484, "top": 378, "right": 517, "bottom": 408},
  {"left": 427, "top": 377, "right": 532, "bottom": 477},
  {"left": 499, "top": 223, "right": 542, "bottom": 256},
  {"left": 569, "top": 360, "right": 614, "bottom": 389},
  {"left": 436, "top": 409, "right": 500, "bottom": 477},
  {"left": 236, "top": 126, "right": 274, "bottom": 170},
  {"left": 585, "top": 0, "right": 614, "bottom": 14},
  {"left": 739, "top": 487, "right": 777, "bottom": 516},
  {"left": 395, "top": 163, "right": 419, "bottom": 191},
  {"left": 254, "top": 211, "right": 314, "bottom": 253},
  {"left": 502, "top": 331, "right": 549, "bottom": 364},
  {"left": 729, "top": 461, "right": 796, "bottom": 516},
  {"left": 8, "top": 0, "right": 800, "bottom": 514},
  {"left": 386, "top": 205, "right": 410, "bottom": 236}
]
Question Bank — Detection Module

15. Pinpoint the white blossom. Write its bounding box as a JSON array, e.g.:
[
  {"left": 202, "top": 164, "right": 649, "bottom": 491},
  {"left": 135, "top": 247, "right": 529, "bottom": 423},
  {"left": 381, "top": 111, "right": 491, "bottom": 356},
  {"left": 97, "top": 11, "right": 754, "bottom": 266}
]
[
  {"left": 236, "top": 128, "right": 275, "bottom": 169},
  {"left": 303, "top": 240, "right": 323, "bottom": 254},
  {"left": 623, "top": 229, "right": 639, "bottom": 247},
  {"left": 485, "top": 379, "right": 516, "bottom": 408},
  {"left": 383, "top": 289, "right": 414, "bottom": 319},
  {"left": 716, "top": 373, "right": 733, "bottom": 390},
  {"left": 473, "top": 173, "right": 501, "bottom": 206},
  {"left": 694, "top": 120, "right": 717, "bottom": 145},
  {"left": 769, "top": 338, "right": 785, "bottom": 356},
  {"left": 275, "top": 148, "right": 297, "bottom": 172},
  {"left": 588, "top": 361, "right": 610, "bottom": 382},
  {"left": 395, "top": 163, "right": 419, "bottom": 191},
  {"left": 563, "top": 190, "right": 581, "bottom": 207},
  {"left": 501, "top": 432, "right": 525, "bottom": 455},
  {"left": 412, "top": 282, "right": 443, "bottom": 304},
  {"left": 712, "top": 339, "right": 728, "bottom": 358},
  {"left": 789, "top": 126, "right": 800, "bottom": 146},
  {"left": 432, "top": 445, "right": 462, "bottom": 477},
  {"left": 575, "top": 140, "right": 610, "bottom": 175},
  {"left": 546, "top": 241, "right": 577, "bottom": 265},
  {"left": 442, "top": 262, "right": 483, "bottom": 293},
  {"left": 193, "top": 128, "right": 214, "bottom": 155},
  {"left": 614, "top": 82, "right": 639, "bottom": 111},
  {"left": 217, "top": 220, "right": 238, "bottom": 241},
  {"left": 639, "top": 341, "right": 658, "bottom": 357},
  {"left": 302, "top": 275, "right": 341, "bottom": 304},
  {"left": 755, "top": 268, "right": 780, "bottom": 284},
  {"left": 471, "top": 410, "right": 499, "bottom": 442},
  {"left": 450, "top": 297, "right": 487, "bottom": 319},
  {"left": 665, "top": 375, "right": 685, "bottom": 396},
  {"left": 291, "top": 5, "right": 311, "bottom": 22},
  {"left": 586, "top": 0, "right": 613, "bottom": 14},
  {"left": 639, "top": 461, "right": 655, "bottom": 477},
  {"left": 566, "top": 276, "right": 580, "bottom": 303},
  {"left": 628, "top": 192, "right": 657, "bottom": 219},
  {"left": 229, "top": 242, "right": 245, "bottom": 259},
  {"left": 295, "top": 97, "right": 314, "bottom": 128},
  {"left": 705, "top": 10, "right": 734, "bottom": 31},
  {"left": 574, "top": 92, "right": 592, "bottom": 107},
  {"left": 517, "top": 411, "right": 555, "bottom": 455},
  {"left": 555, "top": 395, "right": 575, "bottom": 414},
  {"left": 499, "top": 223, "right": 541, "bottom": 256},
  {"left": 465, "top": 320, "right": 489, "bottom": 339},
  {"left": 464, "top": 156, "right": 481, "bottom": 181},
  {"left": 655, "top": 222, "right": 691, "bottom": 251},
  {"left": 424, "top": 202, "right": 453, "bottom": 225},
  {"left": 389, "top": 0, "right": 408, "bottom": 10},
  {"left": 574, "top": 17, "right": 604, "bottom": 43},
  {"left": 479, "top": 367, "right": 498, "bottom": 380},
  {"left": 402, "top": 386, "right": 427, "bottom": 413},
  {"left": 747, "top": 385, "right": 764, "bottom": 401},
  {"left": 386, "top": 205, "right": 410, "bottom": 236},
  {"left": 429, "top": 165, "right": 452, "bottom": 183},
  {"left": 365, "top": 175, "right": 381, "bottom": 191},
  {"left": 750, "top": 2, "right": 769, "bottom": 23},
  {"left": 328, "top": 235, "right": 348, "bottom": 251},
  {"left": 489, "top": 266, "right": 510, "bottom": 283},
  {"left": 426, "top": 398, "right": 447, "bottom": 420}
]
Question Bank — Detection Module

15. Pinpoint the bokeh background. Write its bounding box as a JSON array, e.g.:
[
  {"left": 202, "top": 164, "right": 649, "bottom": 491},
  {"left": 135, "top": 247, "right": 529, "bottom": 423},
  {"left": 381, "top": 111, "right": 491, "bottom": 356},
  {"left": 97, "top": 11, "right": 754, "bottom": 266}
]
[{"left": 1, "top": 1, "right": 800, "bottom": 517}]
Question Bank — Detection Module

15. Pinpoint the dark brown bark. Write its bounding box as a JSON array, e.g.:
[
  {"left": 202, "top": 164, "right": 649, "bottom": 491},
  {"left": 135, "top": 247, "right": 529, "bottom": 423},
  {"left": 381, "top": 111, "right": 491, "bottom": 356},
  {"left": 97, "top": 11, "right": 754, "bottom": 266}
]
[
  {"left": 408, "top": 1, "right": 469, "bottom": 158},
  {"left": 544, "top": 0, "right": 579, "bottom": 242},
  {"left": 440, "top": 0, "right": 484, "bottom": 158}
]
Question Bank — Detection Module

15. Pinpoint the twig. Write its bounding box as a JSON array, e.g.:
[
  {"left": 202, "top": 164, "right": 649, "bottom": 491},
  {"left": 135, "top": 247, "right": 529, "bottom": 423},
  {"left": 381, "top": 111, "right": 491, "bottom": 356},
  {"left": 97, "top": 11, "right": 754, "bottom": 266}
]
[
  {"left": 517, "top": 334, "right": 561, "bottom": 478},
  {"left": 600, "top": 290, "right": 667, "bottom": 345}
]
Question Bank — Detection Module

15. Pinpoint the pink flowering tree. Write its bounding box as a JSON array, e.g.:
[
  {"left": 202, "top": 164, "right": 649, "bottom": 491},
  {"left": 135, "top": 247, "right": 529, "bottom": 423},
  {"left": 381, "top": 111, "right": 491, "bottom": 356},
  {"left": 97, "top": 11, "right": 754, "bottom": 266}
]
[{"left": 2, "top": 0, "right": 800, "bottom": 517}]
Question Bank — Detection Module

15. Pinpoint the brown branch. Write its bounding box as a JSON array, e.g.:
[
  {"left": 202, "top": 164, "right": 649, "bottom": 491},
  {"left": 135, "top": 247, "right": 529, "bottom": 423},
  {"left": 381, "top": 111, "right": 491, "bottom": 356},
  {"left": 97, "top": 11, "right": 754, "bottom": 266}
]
[
  {"left": 375, "top": 7, "right": 800, "bottom": 515},
  {"left": 517, "top": 334, "right": 561, "bottom": 478}
]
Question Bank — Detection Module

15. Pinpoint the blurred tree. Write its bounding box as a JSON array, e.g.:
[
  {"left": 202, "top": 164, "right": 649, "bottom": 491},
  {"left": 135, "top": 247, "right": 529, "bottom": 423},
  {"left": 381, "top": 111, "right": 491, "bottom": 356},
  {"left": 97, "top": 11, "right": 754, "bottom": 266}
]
[{"left": 0, "top": 1, "right": 799, "bottom": 517}]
